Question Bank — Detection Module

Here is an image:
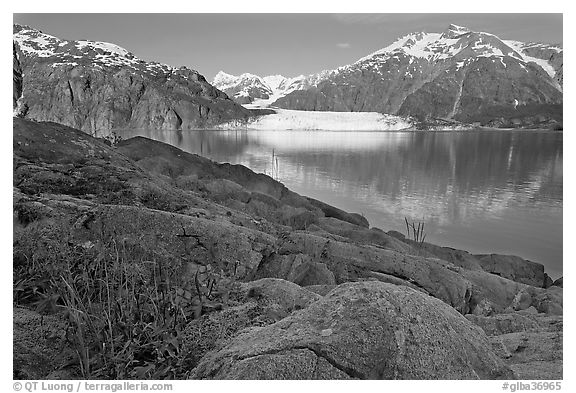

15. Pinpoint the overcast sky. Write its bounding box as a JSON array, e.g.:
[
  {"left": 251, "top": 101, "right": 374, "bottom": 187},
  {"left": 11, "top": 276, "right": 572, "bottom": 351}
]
[{"left": 13, "top": 14, "right": 563, "bottom": 81}]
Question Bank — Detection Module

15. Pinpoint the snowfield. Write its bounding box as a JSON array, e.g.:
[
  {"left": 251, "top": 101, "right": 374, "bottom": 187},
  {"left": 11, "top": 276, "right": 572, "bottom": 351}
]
[{"left": 219, "top": 108, "right": 414, "bottom": 131}]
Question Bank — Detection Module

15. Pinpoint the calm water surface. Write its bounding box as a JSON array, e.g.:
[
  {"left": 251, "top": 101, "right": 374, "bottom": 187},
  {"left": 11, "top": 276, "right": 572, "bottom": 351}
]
[{"left": 118, "top": 129, "right": 563, "bottom": 279}]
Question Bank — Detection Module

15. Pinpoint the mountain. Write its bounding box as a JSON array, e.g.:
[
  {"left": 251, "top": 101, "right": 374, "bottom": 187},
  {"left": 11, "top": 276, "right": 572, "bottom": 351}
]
[
  {"left": 12, "top": 24, "right": 252, "bottom": 135},
  {"left": 212, "top": 70, "right": 335, "bottom": 107},
  {"left": 237, "top": 24, "right": 563, "bottom": 128},
  {"left": 213, "top": 72, "right": 274, "bottom": 104}
]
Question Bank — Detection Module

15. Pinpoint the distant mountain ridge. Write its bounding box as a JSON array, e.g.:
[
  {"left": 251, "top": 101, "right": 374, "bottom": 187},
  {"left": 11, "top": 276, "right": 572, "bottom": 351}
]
[
  {"left": 12, "top": 24, "right": 251, "bottom": 134},
  {"left": 215, "top": 24, "right": 563, "bottom": 128},
  {"left": 212, "top": 70, "right": 335, "bottom": 106}
]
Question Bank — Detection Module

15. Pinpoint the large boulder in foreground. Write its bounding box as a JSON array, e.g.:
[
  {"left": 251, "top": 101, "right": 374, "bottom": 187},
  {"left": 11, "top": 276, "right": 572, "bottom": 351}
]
[{"left": 191, "top": 281, "right": 513, "bottom": 379}]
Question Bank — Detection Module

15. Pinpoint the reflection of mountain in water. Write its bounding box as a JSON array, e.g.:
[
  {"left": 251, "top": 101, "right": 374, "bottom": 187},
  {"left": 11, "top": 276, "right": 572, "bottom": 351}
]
[
  {"left": 253, "top": 131, "right": 562, "bottom": 225},
  {"left": 118, "top": 129, "right": 562, "bottom": 224}
]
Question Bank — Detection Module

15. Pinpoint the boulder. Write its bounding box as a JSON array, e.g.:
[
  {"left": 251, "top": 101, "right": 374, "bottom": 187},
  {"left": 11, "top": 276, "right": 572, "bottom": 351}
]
[
  {"left": 460, "top": 268, "right": 563, "bottom": 316},
  {"left": 552, "top": 277, "right": 563, "bottom": 288},
  {"left": 533, "top": 286, "right": 563, "bottom": 315},
  {"left": 191, "top": 281, "right": 513, "bottom": 379},
  {"left": 543, "top": 274, "right": 554, "bottom": 289},
  {"left": 306, "top": 197, "right": 369, "bottom": 228},
  {"left": 474, "top": 254, "right": 547, "bottom": 287},
  {"left": 318, "top": 218, "right": 412, "bottom": 253},
  {"left": 412, "top": 243, "right": 484, "bottom": 272},
  {"left": 238, "top": 278, "right": 321, "bottom": 313},
  {"left": 255, "top": 253, "right": 337, "bottom": 287},
  {"left": 460, "top": 270, "right": 534, "bottom": 315}
]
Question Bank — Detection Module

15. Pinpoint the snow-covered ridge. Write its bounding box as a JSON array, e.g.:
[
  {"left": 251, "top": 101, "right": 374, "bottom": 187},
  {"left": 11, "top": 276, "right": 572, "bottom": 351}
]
[
  {"left": 213, "top": 71, "right": 267, "bottom": 90},
  {"left": 12, "top": 24, "right": 200, "bottom": 80},
  {"left": 212, "top": 69, "right": 336, "bottom": 108},
  {"left": 13, "top": 25, "right": 63, "bottom": 58},
  {"left": 353, "top": 24, "right": 561, "bottom": 78}
]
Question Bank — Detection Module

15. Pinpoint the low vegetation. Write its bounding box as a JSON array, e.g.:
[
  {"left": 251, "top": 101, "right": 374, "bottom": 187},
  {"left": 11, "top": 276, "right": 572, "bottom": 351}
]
[{"left": 14, "top": 216, "right": 239, "bottom": 379}]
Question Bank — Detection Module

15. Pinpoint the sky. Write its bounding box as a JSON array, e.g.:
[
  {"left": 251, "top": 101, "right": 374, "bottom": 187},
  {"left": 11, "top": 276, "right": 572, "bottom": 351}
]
[{"left": 12, "top": 13, "right": 563, "bottom": 81}]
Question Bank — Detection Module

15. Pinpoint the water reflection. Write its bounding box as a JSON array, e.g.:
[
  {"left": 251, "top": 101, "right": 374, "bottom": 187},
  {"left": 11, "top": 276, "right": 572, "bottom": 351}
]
[{"left": 118, "top": 129, "right": 563, "bottom": 278}]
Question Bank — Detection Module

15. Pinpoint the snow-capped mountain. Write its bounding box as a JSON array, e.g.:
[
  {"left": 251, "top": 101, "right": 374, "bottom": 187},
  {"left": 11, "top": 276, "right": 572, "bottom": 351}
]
[
  {"left": 213, "top": 72, "right": 274, "bottom": 104},
  {"left": 212, "top": 70, "right": 336, "bottom": 107},
  {"left": 272, "top": 24, "right": 562, "bottom": 128},
  {"left": 12, "top": 24, "right": 251, "bottom": 133}
]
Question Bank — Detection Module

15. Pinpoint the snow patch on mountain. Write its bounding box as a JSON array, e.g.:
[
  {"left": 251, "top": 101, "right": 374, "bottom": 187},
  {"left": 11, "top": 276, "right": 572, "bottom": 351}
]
[
  {"left": 262, "top": 75, "right": 288, "bottom": 91},
  {"left": 504, "top": 40, "right": 560, "bottom": 78},
  {"left": 75, "top": 40, "right": 131, "bottom": 57},
  {"left": 13, "top": 27, "right": 61, "bottom": 57}
]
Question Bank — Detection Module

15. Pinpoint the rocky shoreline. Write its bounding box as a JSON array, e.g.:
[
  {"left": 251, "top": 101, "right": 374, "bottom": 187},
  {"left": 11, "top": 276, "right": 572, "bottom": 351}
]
[{"left": 13, "top": 117, "right": 562, "bottom": 380}]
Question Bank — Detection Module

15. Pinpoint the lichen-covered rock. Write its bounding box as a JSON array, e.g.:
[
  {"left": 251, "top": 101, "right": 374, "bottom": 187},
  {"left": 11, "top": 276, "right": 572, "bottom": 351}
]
[
  {"left": 318, "top": 218, "right": 412, "bottom": 253},
  {"left": 238, "top": 278, "right": 321, "bottom": 312},
  {"left": 255, "top": 252, "right": 337, "bottom": 287},
  {"left": 533, "top": 286, "right": 563, "bottom": 315},
  {"left": 304, "top": 284, "right": 337, "bottom": 296},
  {"left": 306, "top": 198, "right": 369, "bottom": 228},
  {"left": 465, "top": 313, "right": 540, "bottom": 336},
  {"left": 406, "top": 241, "right": 484, "bottom": 272},
  {"left": 190, "top": 281, "right": 514, "bottom": 379},
  {"left": 182, "top": 278, "right": 320, "bottom": 368},
  {"left": 255, "top": 231, "right": 473, "bottom": 313},
  {"left": 490, "top": 330, "right": 562, "bottom": 380},
  {"left": 13, "top": 307, "right": 77, "bottom": 379},
  {"left": 461, "top": 270, "right": 533, "bottom": 315}
]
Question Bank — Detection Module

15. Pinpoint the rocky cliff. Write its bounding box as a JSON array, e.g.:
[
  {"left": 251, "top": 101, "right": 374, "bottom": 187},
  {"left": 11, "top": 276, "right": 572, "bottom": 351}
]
[
  {"left": 255, "top": 24, "right": 562, "bottom": 128},
  {"left": 13, "top": 42, "right": 23, "bottom": 114},
  {"left": 12, "top": 24, "right": 252, "bottom": 135}
]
